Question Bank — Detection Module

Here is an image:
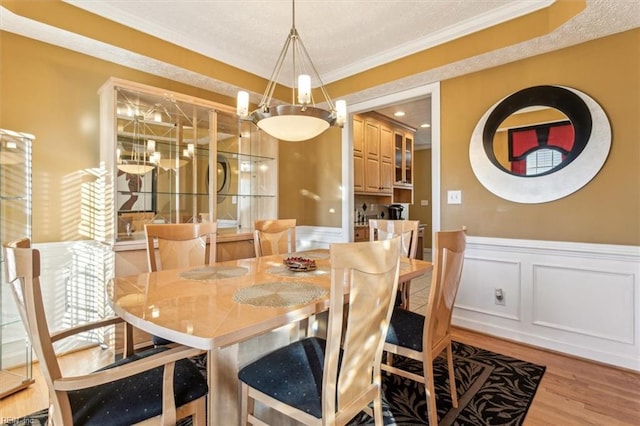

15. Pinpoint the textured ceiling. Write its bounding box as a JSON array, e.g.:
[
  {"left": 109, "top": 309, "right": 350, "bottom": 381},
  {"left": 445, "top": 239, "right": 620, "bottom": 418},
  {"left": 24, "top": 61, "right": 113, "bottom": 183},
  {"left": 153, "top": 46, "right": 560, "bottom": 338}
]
[
  {"left": 2, "top": 0, "right": 639, "bottom": 146},
  {"left": 63, "top": 0, "right": 551, "bottom": 84}
]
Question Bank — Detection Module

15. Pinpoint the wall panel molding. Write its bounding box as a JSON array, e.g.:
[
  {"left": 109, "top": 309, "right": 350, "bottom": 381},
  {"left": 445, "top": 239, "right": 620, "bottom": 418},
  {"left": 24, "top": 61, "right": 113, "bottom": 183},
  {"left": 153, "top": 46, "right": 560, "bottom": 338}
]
[{"left": 454, "top": 236, "right": 640, "bottom": 371}]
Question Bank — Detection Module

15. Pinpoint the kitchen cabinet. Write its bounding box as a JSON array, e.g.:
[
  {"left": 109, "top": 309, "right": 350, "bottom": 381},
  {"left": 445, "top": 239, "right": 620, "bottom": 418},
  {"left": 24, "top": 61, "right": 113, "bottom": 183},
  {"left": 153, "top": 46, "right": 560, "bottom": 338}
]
[
  {"left": 354, "top": 114, "right": 392, "bottom": 196},
  {"left": 354, "top": 226, "right": 369, "bottom": 242},
  {"left": 0, "top": 129, "right": 35, "bottom": 398},
  {"left": 380, "top": 125, "right": 394, "bottom": 193},
  {"left": 394, "top": 130, "right": 413, "bottom": 186},
  {"left": 353, "top": 116, "right": 365, "bottom": 192},
  {"left": 393, "top": 129, "right": 415, "bottom": 203}
]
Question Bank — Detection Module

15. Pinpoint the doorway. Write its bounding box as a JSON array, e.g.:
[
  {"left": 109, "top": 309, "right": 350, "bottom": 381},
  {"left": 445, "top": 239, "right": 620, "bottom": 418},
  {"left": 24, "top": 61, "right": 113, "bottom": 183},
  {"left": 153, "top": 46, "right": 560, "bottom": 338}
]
[{"left": 341, "top": 81, "right": 441, "bottom": 255}]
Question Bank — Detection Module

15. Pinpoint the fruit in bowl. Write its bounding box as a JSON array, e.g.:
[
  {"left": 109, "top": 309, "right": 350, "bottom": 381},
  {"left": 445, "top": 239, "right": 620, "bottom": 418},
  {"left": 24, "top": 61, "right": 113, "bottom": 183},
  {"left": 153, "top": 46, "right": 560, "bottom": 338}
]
[{"left": 283, "top": 257, "right": 317, "bottom": 272}]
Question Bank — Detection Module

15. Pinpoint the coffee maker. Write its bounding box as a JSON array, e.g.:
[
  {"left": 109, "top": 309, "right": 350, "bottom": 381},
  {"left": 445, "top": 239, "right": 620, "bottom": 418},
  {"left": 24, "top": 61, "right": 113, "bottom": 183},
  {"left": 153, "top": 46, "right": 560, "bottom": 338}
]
[{"left": 388, "top": 204, "right": 404, "bottom": 220}]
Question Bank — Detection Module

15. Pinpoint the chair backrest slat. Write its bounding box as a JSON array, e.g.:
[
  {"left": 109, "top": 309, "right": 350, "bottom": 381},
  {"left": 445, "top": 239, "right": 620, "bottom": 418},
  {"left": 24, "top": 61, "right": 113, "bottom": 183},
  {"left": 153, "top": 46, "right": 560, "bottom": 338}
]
[
  {"left": 369, "top": 219, "right": 420, "bottom": 259},
  {"left": 325, "top": 237, "right": 401, "bottom": 422},
  {"left": 4, "top": 239, "right": 69, "bottom": 423},
  {"left": 426, "top": 229, "right": 466, "bottom": 347},
  {"left": 253, "top": 219, "right": 296, "bottom": 256},
  {"left": 144, "top": 222, "right": 218, "bottom": 271}
]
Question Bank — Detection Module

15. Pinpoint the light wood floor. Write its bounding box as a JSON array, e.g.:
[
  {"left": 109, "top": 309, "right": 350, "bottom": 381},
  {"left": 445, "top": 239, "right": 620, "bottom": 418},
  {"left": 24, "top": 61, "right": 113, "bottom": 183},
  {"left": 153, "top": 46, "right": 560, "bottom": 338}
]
[{"left": 2, "top": 274, "right": 639, "bottom": 425}]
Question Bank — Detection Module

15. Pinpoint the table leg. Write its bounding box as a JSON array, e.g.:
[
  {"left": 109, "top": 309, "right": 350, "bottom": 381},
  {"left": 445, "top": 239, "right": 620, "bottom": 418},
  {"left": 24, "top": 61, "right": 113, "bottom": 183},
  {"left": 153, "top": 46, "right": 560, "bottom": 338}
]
[{"left": 208, "top": 345, "right": 240, "bottom": 425}]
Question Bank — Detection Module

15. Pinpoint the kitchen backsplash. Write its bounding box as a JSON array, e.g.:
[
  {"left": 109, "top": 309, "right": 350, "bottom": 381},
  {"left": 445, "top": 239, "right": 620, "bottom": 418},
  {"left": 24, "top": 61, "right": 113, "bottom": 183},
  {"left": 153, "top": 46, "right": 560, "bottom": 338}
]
[{"left": 354, "top": 196, "right": 408, "bottom": 223}]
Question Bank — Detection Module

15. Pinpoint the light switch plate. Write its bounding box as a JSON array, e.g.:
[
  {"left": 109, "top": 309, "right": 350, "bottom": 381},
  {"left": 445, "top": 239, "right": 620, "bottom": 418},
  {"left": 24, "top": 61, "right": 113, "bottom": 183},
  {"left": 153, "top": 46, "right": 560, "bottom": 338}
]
[
  {"left": 447, "top": 190, "right": 462, "bottom": 204},
  {"left": 420, "top": 199, "right": 429, "bottom": 206}
]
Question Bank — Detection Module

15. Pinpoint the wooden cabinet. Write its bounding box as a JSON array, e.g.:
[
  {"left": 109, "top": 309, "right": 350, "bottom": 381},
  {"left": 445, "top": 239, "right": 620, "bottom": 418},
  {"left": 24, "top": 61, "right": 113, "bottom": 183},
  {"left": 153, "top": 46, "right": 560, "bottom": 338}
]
[
  {"left": 393, "top": 129, "right": 415, "bottom": 204},
  {"left": 364, "top": 119, "right": 381, "bottom": 192},
  {"left": 354, "top": 114, "right": 392, "bottom": 196},
  {"left": 354, "top": 227, "right": 369, "bottom": 242},
  {"left": 353, "top": 116, "right": 365, "bottom": 192},
  {"left": 380, "top": 125, "right": 394, "bottom": 193},
  {"left": 394, "top": 130, "right": 413, "bottom": 186}
]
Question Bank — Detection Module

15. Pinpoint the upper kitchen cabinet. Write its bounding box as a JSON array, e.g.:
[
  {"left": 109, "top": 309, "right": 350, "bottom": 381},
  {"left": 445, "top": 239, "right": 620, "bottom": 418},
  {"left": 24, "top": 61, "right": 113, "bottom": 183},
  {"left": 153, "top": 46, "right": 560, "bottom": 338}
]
[
  {"left": 99, "top": 78, "right": 277, "bottom": 246},
  {"left": 352, "top": 112, "right": 413, "bottom": 202},
  {"left": 393, "top": 130, "right": 414, "bottom": 203},
  {"left": 353, "top": 115, "right": 365, "bottom": 192},
  {"left": 353, "top": 113, "right": 392, "bottom": 197}
]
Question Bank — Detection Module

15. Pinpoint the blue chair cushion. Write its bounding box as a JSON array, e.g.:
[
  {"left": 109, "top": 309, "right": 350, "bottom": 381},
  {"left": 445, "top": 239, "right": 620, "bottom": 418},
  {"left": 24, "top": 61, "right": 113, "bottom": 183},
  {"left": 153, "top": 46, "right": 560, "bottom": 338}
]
[
  {"left": 152, "top": 334, "right": 174, "bottom": 346},
  {"left": 386, "top": 307, "right": 425, "bottom": 351},
  {"left": 68, "top": 346, "right": 208, "bottom": 425},
  {"left": 238, "top": 337, "right": 327, "bottom": 419}
]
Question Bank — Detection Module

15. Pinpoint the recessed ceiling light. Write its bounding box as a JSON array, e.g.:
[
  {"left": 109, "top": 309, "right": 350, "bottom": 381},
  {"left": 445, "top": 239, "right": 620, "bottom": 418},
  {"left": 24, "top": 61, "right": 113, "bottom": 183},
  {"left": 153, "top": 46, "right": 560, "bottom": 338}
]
[
  {"left": 394, "top": 111, "right": 405, "bottom": 117},
  {"left": 420, "top": 123, "right": 431, "bottom": 128}
]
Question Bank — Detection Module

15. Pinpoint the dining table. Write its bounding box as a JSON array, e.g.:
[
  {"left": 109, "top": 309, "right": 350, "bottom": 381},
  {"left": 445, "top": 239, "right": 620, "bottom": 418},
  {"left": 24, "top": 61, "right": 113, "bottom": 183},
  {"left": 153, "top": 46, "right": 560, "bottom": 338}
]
[{"left": 107, "top": 248, "right": 432, "bottom": 425}]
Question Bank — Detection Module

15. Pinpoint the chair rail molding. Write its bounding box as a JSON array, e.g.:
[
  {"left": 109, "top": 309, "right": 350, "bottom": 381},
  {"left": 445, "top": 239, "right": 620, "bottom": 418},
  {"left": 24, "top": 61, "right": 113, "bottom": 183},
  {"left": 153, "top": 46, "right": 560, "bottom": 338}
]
[{"left": 454, "top": 236, "right": 640, "bottom": 371}]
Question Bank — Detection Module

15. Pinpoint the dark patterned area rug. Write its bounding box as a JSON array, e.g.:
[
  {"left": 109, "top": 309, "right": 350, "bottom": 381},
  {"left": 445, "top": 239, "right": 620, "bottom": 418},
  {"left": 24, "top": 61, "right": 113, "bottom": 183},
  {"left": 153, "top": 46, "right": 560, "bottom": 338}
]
[
  {"left": 350, "top": 341, "right": 546, "bottom": 425},
  {"left": 3, "top": 341, "right": 544, "bottom": 426}
]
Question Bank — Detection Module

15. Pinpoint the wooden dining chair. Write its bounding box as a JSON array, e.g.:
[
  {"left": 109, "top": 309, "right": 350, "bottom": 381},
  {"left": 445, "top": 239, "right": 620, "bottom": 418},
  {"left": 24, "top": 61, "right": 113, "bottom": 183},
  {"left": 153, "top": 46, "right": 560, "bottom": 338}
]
[
  {"left": 382, "top": 228, "right": 467, "bottom": 426},
  {"left": 144, "top": 222, "right": 218, "bottom": 272},
  {"left": 3, "top": 238, "right": 208, "bottom": 426},
  {"left": 144, "top": 222, "right": 218, "bottom": 346},
  {"left": 369, "top": 219, "right": 420, "bottom": 308},
  {"left": 253, "top": 218, "right": 296, "bottom": 256},
  {"left": 238, "top": 237, "right": 402, "bottom": 426}
]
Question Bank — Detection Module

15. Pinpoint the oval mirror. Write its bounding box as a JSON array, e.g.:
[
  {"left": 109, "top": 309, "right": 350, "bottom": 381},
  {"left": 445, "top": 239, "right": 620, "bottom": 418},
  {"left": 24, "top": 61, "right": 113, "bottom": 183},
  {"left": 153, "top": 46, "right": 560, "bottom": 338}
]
[{"left": 469, "top": 85, "right": 611, "bottom": 203}]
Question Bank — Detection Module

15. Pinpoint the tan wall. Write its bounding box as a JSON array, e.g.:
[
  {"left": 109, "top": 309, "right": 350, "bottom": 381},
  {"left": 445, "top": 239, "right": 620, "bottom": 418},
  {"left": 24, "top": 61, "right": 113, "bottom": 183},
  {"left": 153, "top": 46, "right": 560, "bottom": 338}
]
[
  {"left": 0, "top": 32, "right": 233, "bottom": 243},
  {"left": 409, "top": 148, "right": 432, "bottom": 249},
  {"left": 278, "top": 128, "right": 342, "bottom": 227},
  {"left": 440, "top": 29, "right": 639, "bottom": 245}
]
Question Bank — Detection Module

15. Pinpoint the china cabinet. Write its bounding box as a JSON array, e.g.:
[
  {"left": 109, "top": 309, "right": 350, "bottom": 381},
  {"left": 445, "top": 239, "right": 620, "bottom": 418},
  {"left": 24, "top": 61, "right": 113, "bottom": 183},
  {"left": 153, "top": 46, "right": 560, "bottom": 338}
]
[
  {"left": 98, "top": 78, "right": 277, "bottom": 249},
  {"left": 0, "top": 129, "right": 34, "bottom": 398}
]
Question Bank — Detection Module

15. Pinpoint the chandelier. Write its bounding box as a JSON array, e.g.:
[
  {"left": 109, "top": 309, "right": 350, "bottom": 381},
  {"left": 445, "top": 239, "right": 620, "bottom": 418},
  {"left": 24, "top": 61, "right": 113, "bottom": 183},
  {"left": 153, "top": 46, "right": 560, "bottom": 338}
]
[{"left": 236, "top": 0, "right": 346, "bottom": 142}]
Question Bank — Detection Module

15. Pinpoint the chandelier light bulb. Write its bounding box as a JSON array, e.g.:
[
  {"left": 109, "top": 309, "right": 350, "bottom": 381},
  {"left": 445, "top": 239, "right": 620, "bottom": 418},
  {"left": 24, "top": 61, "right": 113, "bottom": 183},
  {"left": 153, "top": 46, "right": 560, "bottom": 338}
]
[
  {"left": 297, "top": 74, "right": 311, "bottom": 104},
  {"left": 237, "top": 91, "right": 249, "bottom": 117},
  {"left": 335, "top": 100, "right": 347, "bottom": 126}
]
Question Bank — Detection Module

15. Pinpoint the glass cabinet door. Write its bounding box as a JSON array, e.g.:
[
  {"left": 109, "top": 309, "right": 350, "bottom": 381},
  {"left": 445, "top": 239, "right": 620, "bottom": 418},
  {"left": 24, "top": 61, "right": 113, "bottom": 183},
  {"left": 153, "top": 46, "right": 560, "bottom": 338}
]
[
  {"left": 99, "top": 78, "right": 278, "bottom": 244},
  {"left": 216, "top": 118, "right": 277, "bottom": 230},
  {"left": 393, "top": 130, "right": 413, "bottom": 186},
  {"left": 113, "top": 86, "right": 214, "bottom": 241},
  {"left": 0, "top": 129, "right": 34, "bottom": 397}
]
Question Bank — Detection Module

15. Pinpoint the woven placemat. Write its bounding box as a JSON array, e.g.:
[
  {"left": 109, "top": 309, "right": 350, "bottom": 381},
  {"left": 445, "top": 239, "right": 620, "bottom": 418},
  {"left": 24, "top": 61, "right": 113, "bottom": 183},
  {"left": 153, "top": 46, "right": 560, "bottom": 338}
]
[
  {"left": 233, "top": 281, "right": 328, "bottom": 307},
  {"left": 178, "top": 266, "right": 248, "bottom": 281}
]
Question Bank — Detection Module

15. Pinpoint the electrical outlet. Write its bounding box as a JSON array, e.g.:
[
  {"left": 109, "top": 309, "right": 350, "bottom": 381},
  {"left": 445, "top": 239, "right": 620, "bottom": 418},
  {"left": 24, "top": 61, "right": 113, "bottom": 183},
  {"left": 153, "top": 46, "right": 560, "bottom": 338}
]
[
  {"left": 494, "top": 288, "right": 505, "bottom": 306},
  {"left": 447, "top": 190, "right": 462, "bottom": 204},
  {"left": 420, "top": 199, "right": 429, "bottom": 206}
]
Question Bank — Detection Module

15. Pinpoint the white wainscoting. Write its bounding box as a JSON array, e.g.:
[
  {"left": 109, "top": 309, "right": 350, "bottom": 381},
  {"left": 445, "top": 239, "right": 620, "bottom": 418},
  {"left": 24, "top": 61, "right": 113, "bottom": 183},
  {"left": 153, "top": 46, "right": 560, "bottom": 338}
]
[
  {"left": 454, "top": 236, "right": 640, "bottom": 371},
  {"left": 296, "top": 226, "right": 347, "bottom": 250}
]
